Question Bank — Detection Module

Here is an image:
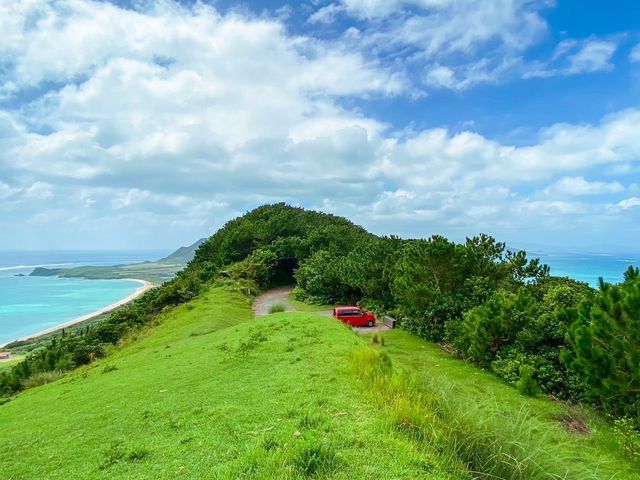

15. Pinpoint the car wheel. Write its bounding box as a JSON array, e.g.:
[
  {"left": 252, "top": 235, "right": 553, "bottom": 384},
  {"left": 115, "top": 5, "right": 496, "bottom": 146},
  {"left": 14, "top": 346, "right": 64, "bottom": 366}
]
[{"left": 367, "top": 320, "right": 373, "bottom": 327}]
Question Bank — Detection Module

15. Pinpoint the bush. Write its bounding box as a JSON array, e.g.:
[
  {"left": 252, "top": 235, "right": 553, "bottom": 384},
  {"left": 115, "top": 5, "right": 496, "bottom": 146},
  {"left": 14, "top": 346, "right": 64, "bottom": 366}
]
[
  {"left": 613, "top": 417, "right": 640, "bottom": 463},
  {"left": 22, "top": 371, "right": 65, "bottom": 389},
  {"left": 516, "top": 365, "right": 540, "bottom": 397},
  {"left": 268, "top": 302, "right": 286, "bottom": 314}
]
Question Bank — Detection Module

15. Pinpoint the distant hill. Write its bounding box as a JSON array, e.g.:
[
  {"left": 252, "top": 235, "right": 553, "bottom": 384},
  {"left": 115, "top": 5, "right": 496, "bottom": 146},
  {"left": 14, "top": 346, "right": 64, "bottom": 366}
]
[
  {"left": 29, "top": 238, "right": 206, "bottom": 284},
  {"left": 157, "top": 238, "right": 206, "bottom": 264}
]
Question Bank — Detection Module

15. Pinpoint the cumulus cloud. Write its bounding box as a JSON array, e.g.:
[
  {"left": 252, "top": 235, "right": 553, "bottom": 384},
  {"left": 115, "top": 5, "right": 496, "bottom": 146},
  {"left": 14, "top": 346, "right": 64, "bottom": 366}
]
[
  {"left": 333, "top": 1, "right": 619, "bottom": 90},
  {"left": 0, "top": 0, "right": 639, "bottom": 250},
  {"left": 424, "top": 64, "right": 456, "bottom": 88}
]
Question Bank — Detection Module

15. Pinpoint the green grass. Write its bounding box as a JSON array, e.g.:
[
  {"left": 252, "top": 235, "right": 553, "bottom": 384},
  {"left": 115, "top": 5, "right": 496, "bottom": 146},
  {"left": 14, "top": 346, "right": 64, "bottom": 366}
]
[
  {"left": 288, "top": 292, "right": 334, "bottom": 312},
  {"left": 1, "top": 287, "right": 637, "bottom": 479},
  {"left": 370, "top": 330, "right": 640, "bottom": 479},
  {"left": 0, "top": 287, "right": 466, "bottom": 479}
]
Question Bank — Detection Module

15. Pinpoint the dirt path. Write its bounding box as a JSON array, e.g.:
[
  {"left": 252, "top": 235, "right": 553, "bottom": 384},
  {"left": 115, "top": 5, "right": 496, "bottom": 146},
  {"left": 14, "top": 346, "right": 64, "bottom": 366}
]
[
  {"left": 252, "top": 286, "right": 295, "bottom": 316},
  {"left": 253, "top": 286, "right": 391, "bottom": 333}
]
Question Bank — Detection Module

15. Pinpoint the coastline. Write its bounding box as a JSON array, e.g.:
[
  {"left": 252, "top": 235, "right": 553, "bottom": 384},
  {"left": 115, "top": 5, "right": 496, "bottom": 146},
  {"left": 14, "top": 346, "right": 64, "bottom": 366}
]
[{"left": 0, "top": 279, "right": 154, "bottom": 349}]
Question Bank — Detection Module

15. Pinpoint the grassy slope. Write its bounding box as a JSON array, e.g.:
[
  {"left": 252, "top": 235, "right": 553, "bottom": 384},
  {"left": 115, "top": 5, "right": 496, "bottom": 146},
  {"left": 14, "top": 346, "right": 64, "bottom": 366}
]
[
  {"left": 1, "top": 288, "right": 637, "bottom": 479},
  {"left": 375, "top": 330, "right": 639, "bottom": 479},
  {"left": 0, "top": 288, "right": 465, "bottom": 479}
]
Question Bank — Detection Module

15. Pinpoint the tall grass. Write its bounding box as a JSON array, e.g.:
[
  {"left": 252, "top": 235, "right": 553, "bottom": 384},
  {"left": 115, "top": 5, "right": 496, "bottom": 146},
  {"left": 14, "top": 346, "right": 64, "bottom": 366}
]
[
  {"left": 22, "top": 371, "right": 65, "bottom": 389},
  {"left": 268, "top": 302, "right": 286, "bottom": 314},
  {"left": 350, "top": 348, "right": 604, "bottom": 480}
]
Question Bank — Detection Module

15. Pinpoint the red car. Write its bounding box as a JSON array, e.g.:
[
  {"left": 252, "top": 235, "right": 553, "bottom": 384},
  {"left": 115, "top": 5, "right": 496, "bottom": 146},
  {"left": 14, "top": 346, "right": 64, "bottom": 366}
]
[{"left": 333, "top": 306, "right": 375, "bottom": 327}]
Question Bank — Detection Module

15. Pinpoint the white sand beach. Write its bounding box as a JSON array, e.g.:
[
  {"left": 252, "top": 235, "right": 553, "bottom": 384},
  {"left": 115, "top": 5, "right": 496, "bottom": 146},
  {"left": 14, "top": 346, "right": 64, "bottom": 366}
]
[{"left": 0, "top": 279, "right": 154, "bottom": 348}]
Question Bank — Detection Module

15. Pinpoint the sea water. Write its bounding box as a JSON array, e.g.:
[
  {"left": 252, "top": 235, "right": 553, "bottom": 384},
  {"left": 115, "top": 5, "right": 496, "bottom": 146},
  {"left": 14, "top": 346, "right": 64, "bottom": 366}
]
[
  {"left": 0, "top": 250, "right": 168, "bottom": 345},
  {"left": 534, "top": 252, "right": 640, "bottom": 287}
]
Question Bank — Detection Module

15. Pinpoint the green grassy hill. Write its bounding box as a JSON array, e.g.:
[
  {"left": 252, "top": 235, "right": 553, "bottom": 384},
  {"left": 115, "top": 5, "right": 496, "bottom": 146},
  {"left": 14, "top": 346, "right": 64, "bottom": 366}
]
[{"left": 1, "top": 286, "right": 637, "bottom": 479}]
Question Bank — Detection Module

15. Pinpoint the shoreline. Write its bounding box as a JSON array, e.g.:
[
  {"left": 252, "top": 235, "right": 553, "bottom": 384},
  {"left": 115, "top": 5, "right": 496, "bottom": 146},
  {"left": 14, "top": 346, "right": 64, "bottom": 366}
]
[{"left": 0, "top": 279, "right": 154, "bottom": 349}]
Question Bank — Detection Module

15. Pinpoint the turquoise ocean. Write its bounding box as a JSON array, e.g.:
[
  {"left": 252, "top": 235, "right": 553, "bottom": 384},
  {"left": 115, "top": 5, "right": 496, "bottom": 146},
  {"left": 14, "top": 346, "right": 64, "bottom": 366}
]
[
  {"left": 534, "top": 251, "right": 640, "bottom": 287},
  {"left": 0, "top": 249, "right": 638, "bottom": 346},
  {"left": 0, "top": 251, "right": 168, "bottom": 345}
]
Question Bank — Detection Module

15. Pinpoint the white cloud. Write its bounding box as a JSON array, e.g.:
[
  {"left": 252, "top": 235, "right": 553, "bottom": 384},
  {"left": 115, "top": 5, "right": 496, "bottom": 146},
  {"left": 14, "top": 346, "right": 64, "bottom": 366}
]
[
  {"left": 525, "top": 38, "right": 617, "bottom": 78},
  {"left": 0, "top": 1, "right": 402, "bottom": 98},
  {"left": 308, "top": 3, "right": 344, "bottom": 24},
  {"left": 23, "top": 182, "right": 55, "bottom": 200},
  {"left": 423, "top": 57, "right": 521, "bottom": 90},
  {"left": 565, "top": 40, "right": 617, "bottom": 74},
  {"left": 616, "top": 197, "right": 640, "bottom": 210},
  {"left": 334, "top": 0, "right": 550, "bottom": 89},
  {"left": 343, "top": 0, "right": 549, "bottom": 56},
  {"left": 340, "top": 0, "right": 405, "bottom": 19},
  {"left": 0, "top": 181, "right": 19, "bottom": 200},
  {"left": 424, "top": 64, "right": 455, "bottom": 88},
  {"left": 543, "top": 177, "right": 625, "bottom": 196},
  {"left": 1, "top": 0, "right": 639, "bottom": 250},
  {"left": 631, "top": 43, "right": 640, "bottom": 63}
]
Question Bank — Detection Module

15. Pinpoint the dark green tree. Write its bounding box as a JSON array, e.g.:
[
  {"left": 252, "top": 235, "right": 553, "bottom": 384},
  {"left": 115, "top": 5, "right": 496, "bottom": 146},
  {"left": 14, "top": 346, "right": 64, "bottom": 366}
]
[{"left": 562, "top": 267, "right": 640, "bottom": 416}]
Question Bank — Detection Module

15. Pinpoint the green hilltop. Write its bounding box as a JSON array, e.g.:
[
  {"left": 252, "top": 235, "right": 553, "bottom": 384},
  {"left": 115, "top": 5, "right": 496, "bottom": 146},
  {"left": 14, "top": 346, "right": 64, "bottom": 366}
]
[{"left": 1, "top": 203, "right": 639, "bottom": 478}]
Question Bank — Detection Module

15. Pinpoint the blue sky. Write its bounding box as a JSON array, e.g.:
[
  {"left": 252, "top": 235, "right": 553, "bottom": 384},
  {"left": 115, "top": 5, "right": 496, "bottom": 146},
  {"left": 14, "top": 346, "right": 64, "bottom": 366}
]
[{"left": 0, "top": 0, "right": 639, "bottom": 252}]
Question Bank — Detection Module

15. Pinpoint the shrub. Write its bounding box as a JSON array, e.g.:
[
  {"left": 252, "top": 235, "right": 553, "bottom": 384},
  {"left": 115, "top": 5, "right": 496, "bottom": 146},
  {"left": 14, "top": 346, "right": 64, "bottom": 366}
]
[
  {"left": 516, "top": 365, "right": 540, "bottom": 397},
  {"left": 22, "top": 371, "right": 65, "bottom": 389},
  {"left": 268, "top": 302, "right": 286, "bottom": 314},
  {"left": 613, "top": 417, "right": 640, "bottom": 463}
]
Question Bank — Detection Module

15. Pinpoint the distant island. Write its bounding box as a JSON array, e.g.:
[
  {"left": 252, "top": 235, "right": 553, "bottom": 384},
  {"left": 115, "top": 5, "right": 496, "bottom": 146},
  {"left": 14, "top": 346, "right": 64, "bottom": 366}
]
[{"left": 29, "top": 238, "right": 205, "bottom": 284}]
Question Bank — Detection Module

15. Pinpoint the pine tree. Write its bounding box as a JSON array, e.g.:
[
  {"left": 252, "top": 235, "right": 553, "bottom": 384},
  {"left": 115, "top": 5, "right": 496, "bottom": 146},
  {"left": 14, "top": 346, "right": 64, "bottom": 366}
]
[{"left": 563, "top": 268, "right": 640, "bottom": 416}]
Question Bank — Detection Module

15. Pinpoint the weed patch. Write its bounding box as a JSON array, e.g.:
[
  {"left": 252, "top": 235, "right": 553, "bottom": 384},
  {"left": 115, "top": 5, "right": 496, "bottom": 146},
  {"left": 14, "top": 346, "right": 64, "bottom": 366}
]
[
  {"left": 99, "top": 443, "right": 149, "bottom": 469},
  {"left": 555, "top": 410, "right": 590, "bottom": 436},
  {"left": 235, "top": 329, "right": 268, "bottom": 356},
  {"left": 291, "top": 439, "right": 340, "bottom": 477},
  {"left": 268, "top": 302, "right": 286, "bottom": 314},
  {"left": 613, "top": 417, "right": 640, "bottom": 463}
]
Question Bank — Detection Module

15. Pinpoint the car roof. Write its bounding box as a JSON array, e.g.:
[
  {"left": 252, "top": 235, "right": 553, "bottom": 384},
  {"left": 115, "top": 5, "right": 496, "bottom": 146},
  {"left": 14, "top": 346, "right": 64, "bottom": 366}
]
[{"left": 335, "top": 306, "right": 360, "bottom": 310}]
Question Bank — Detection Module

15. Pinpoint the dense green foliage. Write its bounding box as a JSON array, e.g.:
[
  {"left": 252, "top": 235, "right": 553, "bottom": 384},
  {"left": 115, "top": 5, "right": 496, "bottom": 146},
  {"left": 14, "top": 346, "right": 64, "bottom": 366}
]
[
  {"left": 562, "top": 267, "right": 640, "bottom": 417},
  {"left": 2, "top": 203, "right": 639, "bottom": 431}
]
